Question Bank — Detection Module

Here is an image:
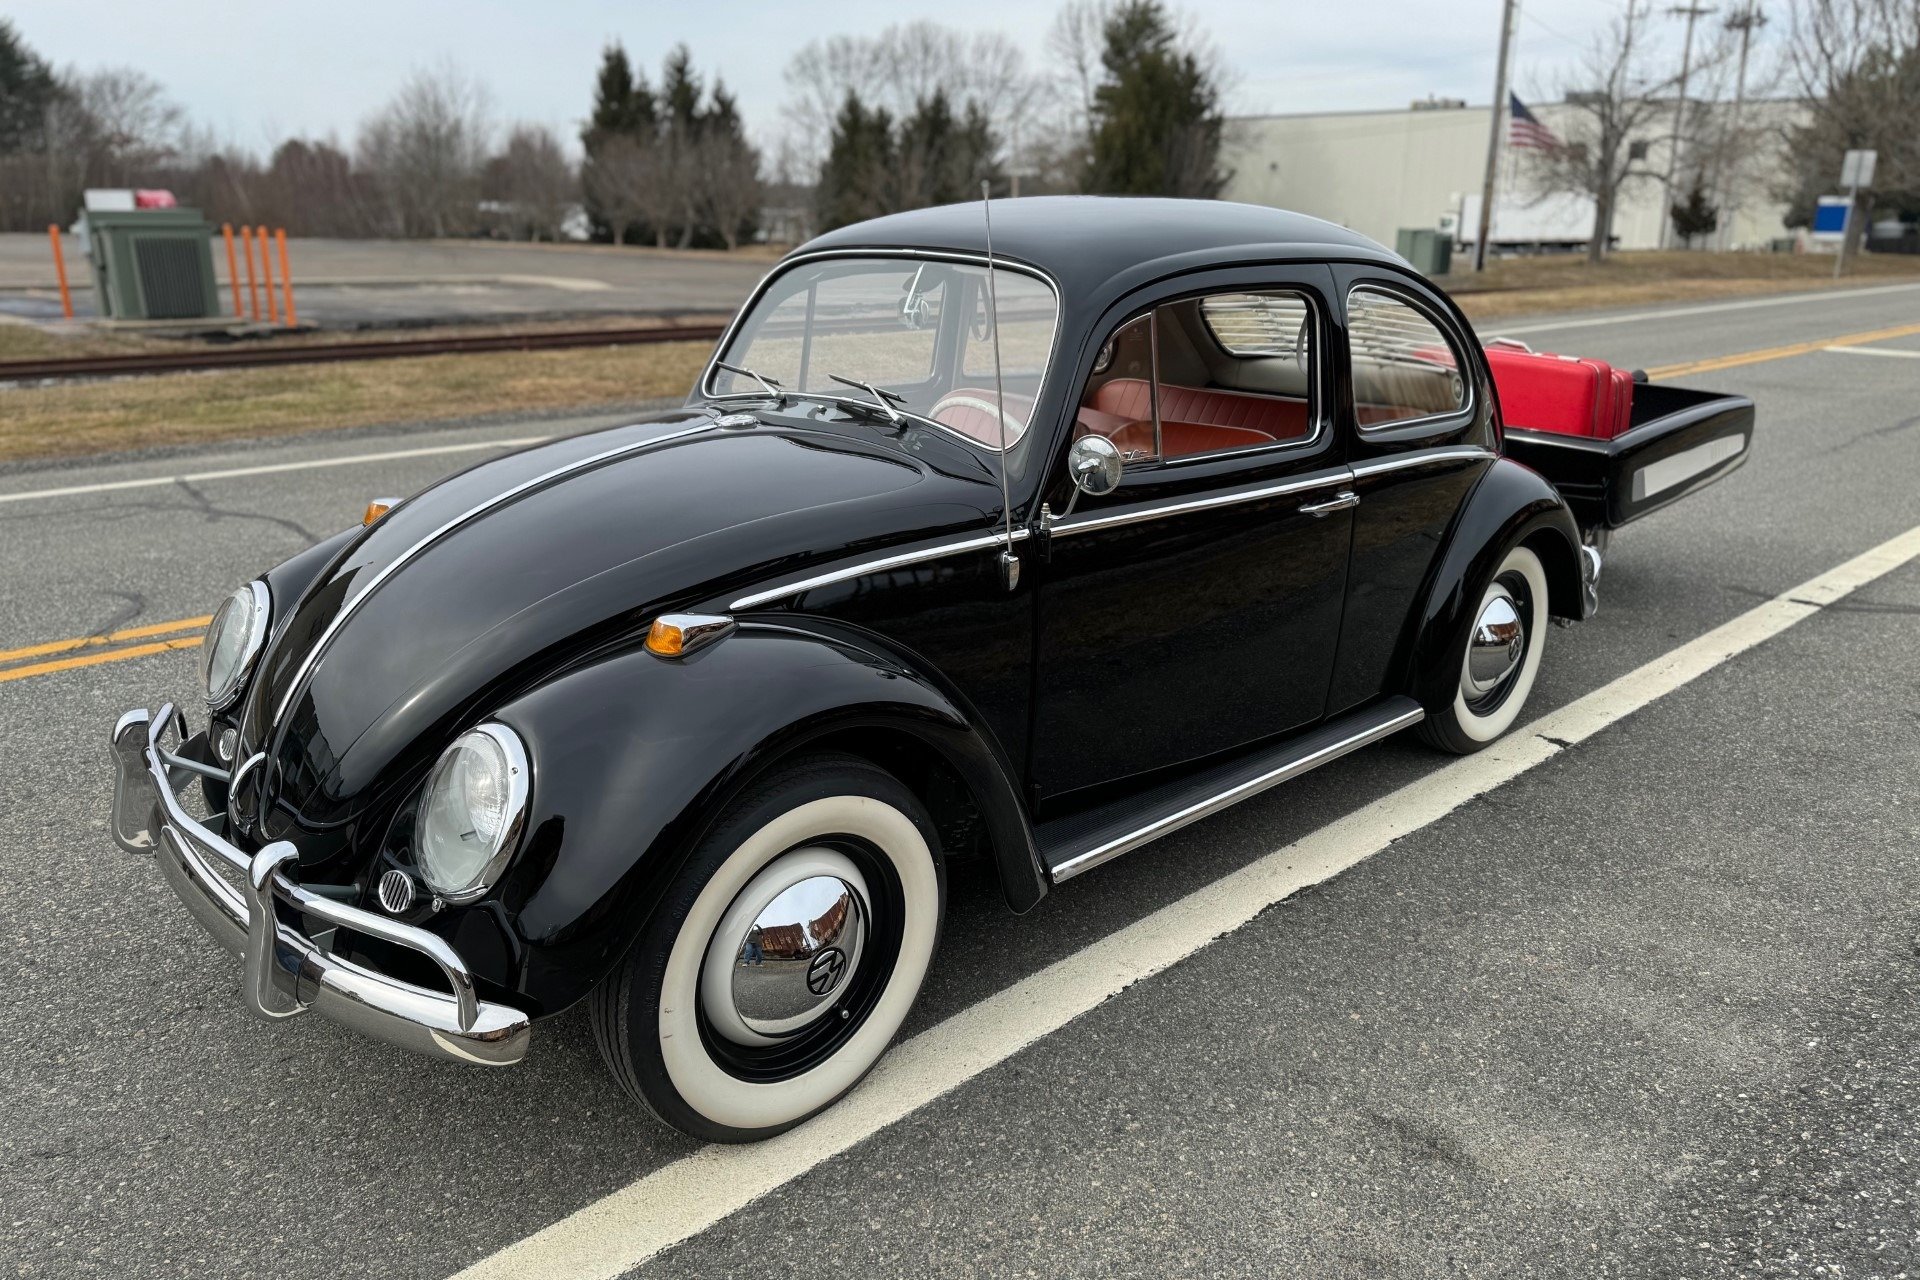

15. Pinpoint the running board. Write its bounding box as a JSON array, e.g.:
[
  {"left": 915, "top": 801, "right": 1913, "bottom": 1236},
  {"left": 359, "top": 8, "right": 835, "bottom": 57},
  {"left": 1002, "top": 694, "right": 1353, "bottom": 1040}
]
[{"left": 1041, "top": 697, "right": 1425, "bottom": 883}]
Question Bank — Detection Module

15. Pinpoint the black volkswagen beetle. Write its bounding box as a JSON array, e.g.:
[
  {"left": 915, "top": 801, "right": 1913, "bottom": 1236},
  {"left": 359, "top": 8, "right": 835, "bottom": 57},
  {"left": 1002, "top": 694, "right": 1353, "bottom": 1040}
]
[{"left": 110, "top": 197, "right": 1752, "bottom": 1142}]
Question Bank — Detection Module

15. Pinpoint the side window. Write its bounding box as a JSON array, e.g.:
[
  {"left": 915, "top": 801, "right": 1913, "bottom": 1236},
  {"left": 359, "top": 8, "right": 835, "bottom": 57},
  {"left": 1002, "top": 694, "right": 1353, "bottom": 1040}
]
[
  {"left": 1346, "top": 286, "right": 1467, "bottom": 428},
  {"left": 1074, "top": 289, "right": 1318, "bottom": 464}
]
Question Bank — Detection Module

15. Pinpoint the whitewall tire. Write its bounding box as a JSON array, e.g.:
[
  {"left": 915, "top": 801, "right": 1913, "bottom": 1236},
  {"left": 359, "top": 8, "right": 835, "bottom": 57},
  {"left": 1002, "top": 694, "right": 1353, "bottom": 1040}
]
[
  {"left": 1418, "top": 543, "right": 1549, "bottom": 754},
  {"left": 590, "top": 754, "right": 943, "bottom": 1143}
]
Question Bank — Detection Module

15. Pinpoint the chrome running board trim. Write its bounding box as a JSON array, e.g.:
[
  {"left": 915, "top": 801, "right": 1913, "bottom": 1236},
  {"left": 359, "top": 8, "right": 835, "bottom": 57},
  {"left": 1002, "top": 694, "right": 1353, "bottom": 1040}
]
[{"left": 1047, "top": 699, "right": 1426, "bottom": 883}]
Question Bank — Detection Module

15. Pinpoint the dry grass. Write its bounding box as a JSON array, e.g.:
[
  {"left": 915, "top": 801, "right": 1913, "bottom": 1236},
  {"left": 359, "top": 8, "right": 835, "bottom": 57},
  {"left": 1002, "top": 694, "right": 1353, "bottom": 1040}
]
[
  {"left": 0, "top": 341, "right": 710, "bottom": 463},
  {"left": 1443, "top": 250, "right": 1920, "bottom": 322}
]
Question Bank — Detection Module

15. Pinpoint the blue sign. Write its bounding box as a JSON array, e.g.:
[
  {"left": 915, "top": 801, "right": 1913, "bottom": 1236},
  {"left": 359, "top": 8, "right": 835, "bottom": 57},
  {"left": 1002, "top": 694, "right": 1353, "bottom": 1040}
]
[{"left": 1813, "top": 196, "right": 1850, "bottom": 235}]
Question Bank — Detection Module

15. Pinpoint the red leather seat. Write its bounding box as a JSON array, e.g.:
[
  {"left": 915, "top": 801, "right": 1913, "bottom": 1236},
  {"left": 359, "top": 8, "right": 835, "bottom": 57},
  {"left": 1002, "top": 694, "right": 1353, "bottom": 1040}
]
[{"left": 1088, "top": 379, "right": 1308, "bottom": 451}]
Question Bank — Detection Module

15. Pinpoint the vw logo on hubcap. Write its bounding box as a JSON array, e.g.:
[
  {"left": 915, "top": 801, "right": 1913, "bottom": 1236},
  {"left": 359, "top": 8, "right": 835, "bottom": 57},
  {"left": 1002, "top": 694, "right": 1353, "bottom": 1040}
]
[{"left": 806, "top": 947, "right": 849, "bottom": 997}]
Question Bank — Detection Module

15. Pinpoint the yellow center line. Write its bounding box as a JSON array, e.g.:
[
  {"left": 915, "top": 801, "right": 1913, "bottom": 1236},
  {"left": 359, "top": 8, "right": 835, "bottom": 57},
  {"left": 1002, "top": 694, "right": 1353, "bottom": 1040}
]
[
  {"left": 0, "top": 635, "right": 203, "bottom": 684},
  {"left": 0, "top": 615, "right": 211, "bottom": 666},
  {"left": 1647, "top": 320, "right": 1920, "bottom": 381}
]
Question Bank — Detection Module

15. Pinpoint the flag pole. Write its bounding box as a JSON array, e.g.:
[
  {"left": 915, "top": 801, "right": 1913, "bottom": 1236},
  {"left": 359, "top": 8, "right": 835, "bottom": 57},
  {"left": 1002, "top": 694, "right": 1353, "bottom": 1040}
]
[{"left": 1474, "top": 0, "right": 1517, "bottom": 272}]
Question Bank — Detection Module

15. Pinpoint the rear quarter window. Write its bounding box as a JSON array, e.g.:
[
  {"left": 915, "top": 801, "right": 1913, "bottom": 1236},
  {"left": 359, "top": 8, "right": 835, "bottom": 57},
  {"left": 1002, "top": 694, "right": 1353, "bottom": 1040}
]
[{"left": 1346, "top": 286, "right": 1468, "bottom": 428}]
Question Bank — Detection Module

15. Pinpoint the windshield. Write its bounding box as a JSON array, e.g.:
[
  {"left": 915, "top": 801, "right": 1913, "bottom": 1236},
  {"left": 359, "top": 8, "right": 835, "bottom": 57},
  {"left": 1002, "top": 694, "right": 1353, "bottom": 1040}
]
[{"left": 706, "top": 255, "right": 1059, "bottom": 450}]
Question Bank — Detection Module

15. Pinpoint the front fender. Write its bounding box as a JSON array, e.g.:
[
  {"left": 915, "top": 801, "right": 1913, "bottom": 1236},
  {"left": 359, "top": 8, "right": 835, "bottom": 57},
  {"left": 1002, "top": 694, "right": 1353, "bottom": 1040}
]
[
  {"left": 477, "top": 621, "right": 1042, "bottom": 1016},
  {"left": 1405, "top": 457, "right": 1584, "bottom": 713}
]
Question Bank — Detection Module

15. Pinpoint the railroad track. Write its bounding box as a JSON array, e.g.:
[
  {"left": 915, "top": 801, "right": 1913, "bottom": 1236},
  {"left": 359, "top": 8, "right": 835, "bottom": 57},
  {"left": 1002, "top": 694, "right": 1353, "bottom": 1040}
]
[{"left": 0, "top": 322, "right": 728, "bottom": 383}]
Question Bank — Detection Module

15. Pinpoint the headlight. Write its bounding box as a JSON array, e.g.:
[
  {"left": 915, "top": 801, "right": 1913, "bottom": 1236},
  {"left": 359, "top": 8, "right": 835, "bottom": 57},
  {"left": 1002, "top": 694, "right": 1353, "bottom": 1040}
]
[
  {"left": 414, "top": 724, "right": 529, "bottom": 903},
  {"left": 201, "top": 581, "right": 270, "bottom": 710}
]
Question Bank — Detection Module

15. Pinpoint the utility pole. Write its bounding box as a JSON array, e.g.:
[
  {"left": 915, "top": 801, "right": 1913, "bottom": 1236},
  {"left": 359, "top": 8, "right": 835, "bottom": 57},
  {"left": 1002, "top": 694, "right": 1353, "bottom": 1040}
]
[
  {"left": 1658, "top": 4, "right": 1715, "bottom": 249},
  {"left": 1714, "top": 5, "right": 1766, "bottom": 250},
  {"left": 1474, "top": 0, "right": 1518, "bottom": 272}
]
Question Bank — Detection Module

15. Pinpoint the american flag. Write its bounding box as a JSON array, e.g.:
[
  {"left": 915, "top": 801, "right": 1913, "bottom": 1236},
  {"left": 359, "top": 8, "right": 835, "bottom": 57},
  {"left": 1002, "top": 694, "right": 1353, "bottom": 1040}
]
[{"left": 1508, "top": 93, "right": 1559, "bottom": 150}]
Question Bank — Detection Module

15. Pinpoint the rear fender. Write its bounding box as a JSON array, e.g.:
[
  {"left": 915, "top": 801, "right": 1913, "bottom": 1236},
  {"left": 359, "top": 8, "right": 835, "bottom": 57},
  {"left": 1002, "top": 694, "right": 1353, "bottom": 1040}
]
[
  {"left": 480, "top": 620, "right": 1043, "bottom": 1016},
  {"left": 1405, "top": 457, "right": 1584, "bottom": 713}
]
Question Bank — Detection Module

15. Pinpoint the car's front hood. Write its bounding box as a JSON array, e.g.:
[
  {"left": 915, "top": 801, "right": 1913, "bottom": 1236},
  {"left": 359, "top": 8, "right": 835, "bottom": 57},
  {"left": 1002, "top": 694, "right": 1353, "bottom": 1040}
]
[{"left": 236, "top": 407, "right": 999, "bottom": 862}]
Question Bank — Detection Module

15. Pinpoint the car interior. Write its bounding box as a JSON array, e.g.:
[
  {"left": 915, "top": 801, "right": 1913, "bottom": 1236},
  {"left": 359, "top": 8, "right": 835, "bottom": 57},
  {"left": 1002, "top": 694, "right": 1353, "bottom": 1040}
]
[{"left": 1072, "top": 292, "right": 1317, "bottom": 461}]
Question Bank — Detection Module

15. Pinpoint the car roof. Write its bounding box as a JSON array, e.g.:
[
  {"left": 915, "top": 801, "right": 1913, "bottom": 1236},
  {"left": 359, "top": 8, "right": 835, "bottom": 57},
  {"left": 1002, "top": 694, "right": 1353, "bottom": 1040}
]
[{"left": 792, "top": 197, "right": 1405, "bottom": 305}]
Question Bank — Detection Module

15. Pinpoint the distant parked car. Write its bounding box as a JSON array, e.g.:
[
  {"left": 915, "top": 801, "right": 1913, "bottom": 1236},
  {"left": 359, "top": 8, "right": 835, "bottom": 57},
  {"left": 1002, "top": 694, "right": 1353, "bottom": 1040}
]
[{"left": 111, "top": 198, "right": 1753, "bottom": 1142}]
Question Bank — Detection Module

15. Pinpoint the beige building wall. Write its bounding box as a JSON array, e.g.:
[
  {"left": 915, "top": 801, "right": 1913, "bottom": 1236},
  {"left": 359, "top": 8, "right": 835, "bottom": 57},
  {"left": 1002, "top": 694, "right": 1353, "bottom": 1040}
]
[{"left": 1222, "top": 100, "right": 1801, "bottom": 255}]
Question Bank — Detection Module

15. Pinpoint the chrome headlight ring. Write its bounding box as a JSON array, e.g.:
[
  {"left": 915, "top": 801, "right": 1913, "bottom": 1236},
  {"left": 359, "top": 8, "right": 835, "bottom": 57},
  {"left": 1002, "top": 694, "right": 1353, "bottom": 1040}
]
[
  {"left": 202, "top": 580, "right": 271, "bottom": 712},
  {"left": 413, "top": 723, "right": 531, "bottom": 905}
]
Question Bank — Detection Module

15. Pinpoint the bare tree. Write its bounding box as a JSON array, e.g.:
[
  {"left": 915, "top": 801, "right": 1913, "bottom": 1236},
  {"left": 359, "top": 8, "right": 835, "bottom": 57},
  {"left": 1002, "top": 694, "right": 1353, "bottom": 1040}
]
[
  {"left": 356, "top": 62, "right": 492, "bottom": 238},
  {"left": 781, "top": 22, "right": 1043, "bottom": 176},
  {"left": 1522, "top": 8, "right": 1688, "bottom": 263},
  {"left": 1777, "top": 0, "right": 1920, "bottom": 248},
  {"left": 66, "top": 66, "right": 184, "bottom": 182},
  {"left": 483, "top": 124, "right": 576, "bottom": 240},
  {"left": 581, "top": 132, "right": 649, "bottom": 245},
  {"left": 697, "top": 129, "right": 762, "bottom": 250},
  {"left": 630, "top": 132, "right": 682, "bottom": 248}
]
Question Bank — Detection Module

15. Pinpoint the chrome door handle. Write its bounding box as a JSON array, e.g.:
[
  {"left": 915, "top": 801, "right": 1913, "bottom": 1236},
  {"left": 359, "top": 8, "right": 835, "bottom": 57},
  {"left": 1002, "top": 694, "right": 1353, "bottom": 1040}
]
[{"left": 1298, "top": 490, "right": 1359, "bottom": 517}]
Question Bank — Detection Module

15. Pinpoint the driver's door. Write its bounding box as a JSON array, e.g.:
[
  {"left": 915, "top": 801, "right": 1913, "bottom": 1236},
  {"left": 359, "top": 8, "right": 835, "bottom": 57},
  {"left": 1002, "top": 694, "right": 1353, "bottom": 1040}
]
[{"left": 1029, "top": 269, "right": 1354, "bottom": 807}]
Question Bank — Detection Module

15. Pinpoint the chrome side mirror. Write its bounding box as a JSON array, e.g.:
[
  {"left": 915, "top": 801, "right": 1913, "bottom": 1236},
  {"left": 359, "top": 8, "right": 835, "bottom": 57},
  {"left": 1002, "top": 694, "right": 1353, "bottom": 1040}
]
[{"left": 1068, "top": 435, "right": 1123, "bottom": 497}]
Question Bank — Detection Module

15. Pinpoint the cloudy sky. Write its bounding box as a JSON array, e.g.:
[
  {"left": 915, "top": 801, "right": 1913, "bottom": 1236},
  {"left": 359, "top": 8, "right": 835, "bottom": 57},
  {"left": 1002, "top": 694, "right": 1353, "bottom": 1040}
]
[{"left": 8, "top": 0, "right": 1742, "bottom": 156}]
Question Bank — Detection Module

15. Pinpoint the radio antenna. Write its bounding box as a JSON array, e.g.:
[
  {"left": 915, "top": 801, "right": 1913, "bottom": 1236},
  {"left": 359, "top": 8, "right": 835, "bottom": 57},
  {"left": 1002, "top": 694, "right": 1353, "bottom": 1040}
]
[{"left": 981, "top": 179, "right": 1019, "bottom": 592}]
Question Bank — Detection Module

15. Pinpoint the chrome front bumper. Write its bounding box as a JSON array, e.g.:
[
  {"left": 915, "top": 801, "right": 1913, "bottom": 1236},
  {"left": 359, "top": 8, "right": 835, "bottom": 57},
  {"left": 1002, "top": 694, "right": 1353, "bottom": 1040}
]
[{"left": 109, "top": 703, "right": 531, "bottom": 1067}]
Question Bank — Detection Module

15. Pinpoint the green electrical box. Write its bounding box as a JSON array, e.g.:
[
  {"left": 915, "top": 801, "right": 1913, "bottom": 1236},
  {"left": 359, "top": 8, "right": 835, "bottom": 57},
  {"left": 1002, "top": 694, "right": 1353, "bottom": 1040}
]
[
  {"left": 85, "top": 208, "right": 220, "bottom": 320},
  {"left": 1395, "top": 227, "right": 1454, "bottom": 277}
]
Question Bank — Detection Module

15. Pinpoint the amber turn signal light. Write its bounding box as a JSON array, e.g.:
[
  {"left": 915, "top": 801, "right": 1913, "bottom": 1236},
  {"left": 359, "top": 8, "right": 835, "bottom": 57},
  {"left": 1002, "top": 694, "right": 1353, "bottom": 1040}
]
[
  {"left": 362, "top": 497, "right": 400, "bottom": 526},
  {"left": 645, "top": 618, "right": 687, "bottom": 657},
  {"left": 645, "top": 613, "right": 735, "bottom": 659}
]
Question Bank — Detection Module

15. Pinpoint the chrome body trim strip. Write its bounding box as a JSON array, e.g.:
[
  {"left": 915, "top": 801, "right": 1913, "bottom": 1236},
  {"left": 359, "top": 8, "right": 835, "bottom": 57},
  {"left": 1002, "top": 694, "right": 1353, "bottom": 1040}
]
[
  {"left": 110, "top": 703, "right": 531, "bottom": 1066},
  {"left": 273, "top": 421, "right": 714, "bottom": 726},
  {"left": 1047, "top": 465, "right": 1355, "bottom": 537},
  {"left": 1498, "top": 427, "right": 1611, "bottom": 454},
  {"left": 1348, "top": 445, "right": 1496, "bottom": 479},
  {"left": 1049, "top": 703, "right": 1426, "bottom": 883},
  {"left": 729, "top": 528, "right": 1033, "bottom": 611}
]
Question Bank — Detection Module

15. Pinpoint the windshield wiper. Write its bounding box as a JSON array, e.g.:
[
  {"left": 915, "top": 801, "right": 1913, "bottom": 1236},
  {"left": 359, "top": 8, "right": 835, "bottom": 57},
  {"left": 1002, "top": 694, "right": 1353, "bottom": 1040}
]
[
  {"left": 713, "top": 360, "right": 787, "bottom": 401},
  {"left": 826, "top": 373, "right": 905, "bottom": 424}
]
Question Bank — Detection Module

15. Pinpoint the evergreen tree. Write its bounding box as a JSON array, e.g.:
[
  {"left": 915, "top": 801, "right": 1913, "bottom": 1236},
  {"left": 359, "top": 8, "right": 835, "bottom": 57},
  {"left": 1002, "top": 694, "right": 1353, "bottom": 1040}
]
[
  {"left": 0, "top": 19, "right": 58, "bottom": 154},
  {"left": 585, "top": 43, "right": 654, "bottom": 138},
  {"left": 580, "top": 42, "right": 657, "bottom": 243},
  {"left": 818, "top": 93, "right": 898, "bottom": 232},
  {"left": 1670, "top": 180, "right": 1719, "bottom": 247},
  {"left": 1084, "top": 0, "right": 1226, "bottom": 198}
]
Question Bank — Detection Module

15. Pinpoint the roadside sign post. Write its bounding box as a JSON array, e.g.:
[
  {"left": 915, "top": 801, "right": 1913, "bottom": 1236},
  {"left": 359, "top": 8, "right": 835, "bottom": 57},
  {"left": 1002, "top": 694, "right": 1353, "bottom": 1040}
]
[{"left": 1834, "top": 148, "right": 1877, "bottom": 279}]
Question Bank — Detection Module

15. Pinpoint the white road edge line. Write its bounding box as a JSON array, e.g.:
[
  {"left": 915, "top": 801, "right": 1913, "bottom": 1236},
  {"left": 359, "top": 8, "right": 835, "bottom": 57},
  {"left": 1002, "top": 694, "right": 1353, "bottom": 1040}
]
[
  {"left": 1490, "top": 279, "right": 1920, "bottom": 336},
  {"left": 0, "top": 436, "right": 552, "bottom": 506},
  {"left": 451, "top": 519, "right": 1920, "bottom": 1280},
  {"left": 1823, "top": 344, "right": 1920, "bottom": 359}
]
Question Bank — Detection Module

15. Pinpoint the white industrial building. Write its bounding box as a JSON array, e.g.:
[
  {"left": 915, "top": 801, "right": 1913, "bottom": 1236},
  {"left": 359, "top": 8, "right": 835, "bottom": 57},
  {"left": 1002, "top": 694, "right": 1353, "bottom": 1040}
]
[{"left": 1221, "top": 97, "right": 1804, "bottom": 256}]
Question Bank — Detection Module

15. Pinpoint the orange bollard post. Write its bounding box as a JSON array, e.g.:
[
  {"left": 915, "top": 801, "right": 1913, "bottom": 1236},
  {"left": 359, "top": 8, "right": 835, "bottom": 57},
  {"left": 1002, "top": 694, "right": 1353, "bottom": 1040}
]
[
  {"left": 47, "top": 224, "right": 74, "bottom": 319},
  {"left": 275, "top": 229, "right": 297, "bottom": 329},
  {"left": 258, "top": 225, "right": 278, "bottom": 324},
  {"left": 221, "top": 224, "right": 243, "bottom": 317},
  {"left": 241, "top": 226, "right": 261, "bottom": 321}
]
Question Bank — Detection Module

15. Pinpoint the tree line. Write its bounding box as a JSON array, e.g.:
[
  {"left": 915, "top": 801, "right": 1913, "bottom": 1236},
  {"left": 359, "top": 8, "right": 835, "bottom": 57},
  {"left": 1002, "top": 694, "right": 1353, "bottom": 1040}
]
[{"left": 797, "top": 1, "right": 1229, "bottom": 232}]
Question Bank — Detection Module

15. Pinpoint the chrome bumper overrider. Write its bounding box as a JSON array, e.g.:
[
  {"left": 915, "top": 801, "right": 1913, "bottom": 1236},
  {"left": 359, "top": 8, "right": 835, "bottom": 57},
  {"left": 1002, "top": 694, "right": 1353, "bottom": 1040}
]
[{"left": 109, "top": 703, "right": 530, "bottom": 1067}]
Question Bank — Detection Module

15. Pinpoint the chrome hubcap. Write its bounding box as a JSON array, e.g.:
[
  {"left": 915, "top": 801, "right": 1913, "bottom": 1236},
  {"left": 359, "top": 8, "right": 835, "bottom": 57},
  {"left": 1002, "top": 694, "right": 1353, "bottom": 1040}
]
[
  {"left": 1462, "top": 586, "right": 1526, "bottom": 700},
  {"left": 701, "top": 848, "right": 869, "bottom": 1047}
]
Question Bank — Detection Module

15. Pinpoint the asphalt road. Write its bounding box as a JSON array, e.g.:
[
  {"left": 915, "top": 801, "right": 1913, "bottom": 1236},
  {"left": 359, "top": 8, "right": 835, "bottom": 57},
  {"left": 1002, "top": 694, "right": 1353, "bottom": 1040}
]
[
  {"left": 0, "top": 233, "right": 770, "bottom": 326},
  {"left": 3, "top": 282, "right": 1919, "bottom": 1278}
]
